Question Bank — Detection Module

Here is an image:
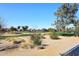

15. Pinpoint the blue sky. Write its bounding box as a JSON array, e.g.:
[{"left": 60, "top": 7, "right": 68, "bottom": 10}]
[{"left": 0, "top": 3, "right": 78, "bottom": 29}]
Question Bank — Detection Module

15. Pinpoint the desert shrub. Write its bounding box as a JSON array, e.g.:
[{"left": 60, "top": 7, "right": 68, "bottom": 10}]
[
  {"left": 31, "top": 34, "right": 42, "bottom": 46},
  {"left": 41, "top": 36, "right": 46, "bottom": 39},
  {"left": 40, "top": 34, "right": 46, "bottom": 39},
  {"left": 20, "top": 42, "right": 34, "bottom": 49},
  {"left": 6, "top": 37, "right": 25, "bottom": 44},
  {"left": 13, "top": 40, "right": 22, "bottom": 44},
  {"left": 20, "top": 43, "right": 29, "bottom": 49},
  {"left": 49, "top": 30, "right": 59, "bottom": 39},
  {"left": 6, "top": 37, "right": 16, "bottom": 42}
]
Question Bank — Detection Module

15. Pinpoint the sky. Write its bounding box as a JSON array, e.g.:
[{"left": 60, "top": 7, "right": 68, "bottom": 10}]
[{"left": 0, "top": 3, "right": 79, "bottom": 29}]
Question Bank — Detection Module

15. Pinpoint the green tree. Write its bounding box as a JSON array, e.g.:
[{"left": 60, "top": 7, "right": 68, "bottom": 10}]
[
  {"left": 75, "top": 20, "right": 79, "bottom": 36},
  {"left": 17, "top": 26, "right": 20, "bottom": 29},
  {"left": 22, "top": 26, "right": 28, "bottom": 31},
  {"left": 17, "top": 26, "right": 21, "bottom": 31},
  {"left": 0, "top": 17, "right": 4, "bottom": 30},
  {"left": 10, "top": 26, "right": 17, "bottom": 32},
  {"left": 48, "top": 28, "right": 56, "bottom": 32},
  {"left": 54, "top": 3, "right": 78, "bottom": 32},
  {"left": 54, "top": 19, "right": 67, "bottom": 32},
  {"left": 0, "top": 17, "right": 5, "bottom": 35}
]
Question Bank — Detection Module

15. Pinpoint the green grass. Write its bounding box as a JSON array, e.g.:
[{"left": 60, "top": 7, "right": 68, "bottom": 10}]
[
  {"left": 56, "top": 32, "right": 74, "bottom": 36},
  {"left": 0, "top": 36, "right": 6, "bottom": 40},
  {"left": 0, "top": 31, "right": 55, "bottom": 40},
  {"left": 1, "top": 34, "right": 31, "bottom": 38},
  {"left": 0, "top": 32, "right": 47, "bottom": 39},
  {"left": 0, "top": 34, "right": 31, "bottom": 40}
]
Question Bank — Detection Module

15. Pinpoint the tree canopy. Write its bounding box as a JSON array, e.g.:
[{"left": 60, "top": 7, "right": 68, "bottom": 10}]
[{"left": 54, "top": 3, "right": 79, "bottom": 32}]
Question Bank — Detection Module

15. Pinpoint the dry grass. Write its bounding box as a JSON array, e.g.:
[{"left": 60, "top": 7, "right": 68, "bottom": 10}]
[{"left": 0, "top": 34, "right": 79, "bottom": 56}]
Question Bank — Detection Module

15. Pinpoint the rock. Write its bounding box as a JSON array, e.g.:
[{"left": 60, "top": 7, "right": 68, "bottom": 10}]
[
  {"left": 0, "top": 40, "right": 20, "bottom": 51},
  {"left": 0, "top": 48, "right": 5, "bottom": 51},
  {"left": 0, "top": 44, "right": 7, "bottom": 51},
  {"left": 7, "top": 44, "right": 20, "bottom": 49}
]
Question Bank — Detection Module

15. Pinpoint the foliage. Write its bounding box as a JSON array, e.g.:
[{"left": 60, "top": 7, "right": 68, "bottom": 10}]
[
  {"left": 56, "top": 32, "right": 74, "bottom": 36},
  {"left": 41, "top": 28, "right": 48, "bottom": 32},
  {"left": 54, "top": 3, "right": 78, "bottom": 32},
  {"left": 31, "top": 33, "right": 42, "bottom": 46},
  {"left": 55, "top": 4, "right": 78, "bottom": 19},
  {"left": 9, "top": 26, "right": 17, "bottom": 32},
  {"left": 20, "top": 42, "right": 34, "bottom": 49},
  {"left": 22, "top": 26, "right": 28, "bottom": 31},
  {"left": 0, "top": 17, "right": 5, "bottom": 36},
  {"left": 5, "top": 37, "right": 16, "bottom": 42},
  {"left": 6, "top": 37, "right": 25, "bottom": 44},
  {"left": 20, "top": 43, "right": 28, "bottom": 49},
  {"left": 17, "top": 26, "right": 20, "bottom": 29},
  {"left": 49, "top": 30, "right": 59, "bottom": 39},
  {"left": 0, "top": 17, "right": 4, "bottom": 29},
  {"left": 17, "top": 26, "right": 21, "bottom": 31},
  {"left": 54, "top": 19, "right": 67, "bottom": 32},
  {"left": 48, "top": 28, "right": 56, "bottom": 32},
  {"left": 74, "top": 20, "right": 79, "bottom": 36},
  {"left": 62, "top": 33, "right": 74, "bottom": 36}
]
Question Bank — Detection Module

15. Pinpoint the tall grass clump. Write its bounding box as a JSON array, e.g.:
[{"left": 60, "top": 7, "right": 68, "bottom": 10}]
[
  {"left": 49, "top": 30, "right": 59, "bottom": 39},
  {"left": 20, "top": 43, "right": 34, "bottom": 49},
  {"left": 31, "top": 33, "right": 42, "bottom": 46}
]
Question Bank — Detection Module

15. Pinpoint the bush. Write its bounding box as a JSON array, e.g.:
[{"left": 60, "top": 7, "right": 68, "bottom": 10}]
[
  {"left": 61, "top": 33, "right": 74, "bottom": 36},
  {"left": 20, "top": 41, "right": 34, "bottom": 49},
  {"left": 6, "top": 37, "right": 25, "bottom": 44},
  {"left": 6, "top": 37, "right": 16, "bottom": 42},
  {"left": 20, "top": 43, "right": 29, "bottom": 49},
  {"left": 50, "top": 31, "right": 59, "bottom": 39},
  {"left": 56, "top": 32, "right": 74, "bottom": 36},
  {"left": 13, "top": 39, "right": 25, "bottom": 44},
  {"left": 31, "top": 34, "right": 42, "bottom": 46},
  {"left": 0, "top": 36, "right": 6, "bottom": 40}
]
